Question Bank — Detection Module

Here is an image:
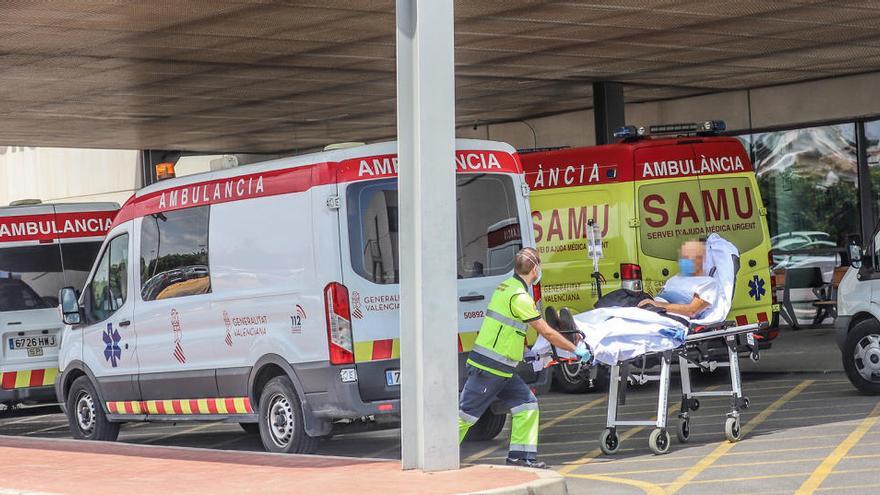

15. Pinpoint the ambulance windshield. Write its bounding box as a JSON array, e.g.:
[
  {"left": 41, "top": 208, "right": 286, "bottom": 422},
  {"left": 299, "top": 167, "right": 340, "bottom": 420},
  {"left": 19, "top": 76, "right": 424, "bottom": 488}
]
[
  {"left": 0, "top": 242, "right": 103, "bottom": 312},
  {"left": 347, "top": 174, "right": 522, "bottom": 284}
]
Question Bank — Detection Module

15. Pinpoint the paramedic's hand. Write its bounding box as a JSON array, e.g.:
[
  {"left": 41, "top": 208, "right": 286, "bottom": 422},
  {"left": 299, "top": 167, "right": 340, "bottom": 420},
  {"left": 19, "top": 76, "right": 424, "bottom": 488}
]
[
  {"left": 523, "top": 349, "right": 539, "bottom": 363},
  {"left": 574, "top": 342, "right": 592, "bottom": 364}
]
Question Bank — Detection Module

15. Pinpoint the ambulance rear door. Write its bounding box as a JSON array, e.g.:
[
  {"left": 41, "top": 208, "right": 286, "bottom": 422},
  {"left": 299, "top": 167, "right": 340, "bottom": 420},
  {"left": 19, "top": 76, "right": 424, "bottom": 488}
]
[
  {"left": 691, "top": 140, "right": 772, "bottom": 325},
  {"left": 634, "top": 142, "right": 708, "bottom": 295}
]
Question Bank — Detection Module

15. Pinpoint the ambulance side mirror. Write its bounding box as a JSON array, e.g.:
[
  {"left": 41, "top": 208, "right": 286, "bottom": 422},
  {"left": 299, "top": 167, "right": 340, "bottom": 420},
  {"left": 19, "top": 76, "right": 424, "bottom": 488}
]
[
  {"left": 848, "top": 243, "right": 862, "bottom": 269},
  {"left": 59, "top": 287, "right": 82, "bottom": 326}
]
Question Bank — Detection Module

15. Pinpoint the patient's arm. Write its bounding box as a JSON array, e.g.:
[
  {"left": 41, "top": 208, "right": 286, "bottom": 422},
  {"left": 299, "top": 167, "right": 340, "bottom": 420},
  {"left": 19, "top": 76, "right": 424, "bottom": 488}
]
[
  {"left": 638, "top": 295, "right": 710, "bottom": 318},
  {"left": 531, "top": 318, "right": 578, "bottom": 353}
]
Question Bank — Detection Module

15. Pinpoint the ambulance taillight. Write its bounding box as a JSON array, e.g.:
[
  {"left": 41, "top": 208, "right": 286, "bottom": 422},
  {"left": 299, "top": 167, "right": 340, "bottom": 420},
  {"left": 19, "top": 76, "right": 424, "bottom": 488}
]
[
  {"left": 620, "top": 263, "right": 643, "bottom": 292},
  {"left": 324, "top": 282, "right": 355, "bottom": 365},
  {"left": 769, "top": 251, "right": 779, "bottom": 305}
]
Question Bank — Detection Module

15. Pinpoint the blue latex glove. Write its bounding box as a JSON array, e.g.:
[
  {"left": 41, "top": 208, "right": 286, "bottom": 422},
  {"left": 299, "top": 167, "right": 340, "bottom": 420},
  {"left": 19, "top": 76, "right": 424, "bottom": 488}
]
[
  {"left": 574, "top": 342, "right": 592, "bottom": 364},
  {"left": 523, "top": 349, "right": 539, "bottom": 363},
  {"left": 659, "top": 327, "right": 686, "bottom": 342}
]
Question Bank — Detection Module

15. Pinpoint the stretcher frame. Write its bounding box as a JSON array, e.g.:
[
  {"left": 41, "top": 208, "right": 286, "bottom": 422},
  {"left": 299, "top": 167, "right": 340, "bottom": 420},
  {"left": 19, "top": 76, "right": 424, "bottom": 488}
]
[{"left": 598, "top": 321, "right": 767, "bottom": 455}]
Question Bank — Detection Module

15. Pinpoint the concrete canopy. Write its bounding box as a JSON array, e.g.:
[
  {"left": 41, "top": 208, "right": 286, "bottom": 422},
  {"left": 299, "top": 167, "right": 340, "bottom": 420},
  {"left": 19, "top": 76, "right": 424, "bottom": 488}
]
[{"left": 2, "top": 0, "right": 880, "bottom": 153}]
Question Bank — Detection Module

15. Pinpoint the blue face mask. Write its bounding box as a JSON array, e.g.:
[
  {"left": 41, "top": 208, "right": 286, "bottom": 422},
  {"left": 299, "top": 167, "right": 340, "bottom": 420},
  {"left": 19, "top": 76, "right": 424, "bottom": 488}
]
[{"left": 678, "top": 258, "right": 696, "bottom": 276}]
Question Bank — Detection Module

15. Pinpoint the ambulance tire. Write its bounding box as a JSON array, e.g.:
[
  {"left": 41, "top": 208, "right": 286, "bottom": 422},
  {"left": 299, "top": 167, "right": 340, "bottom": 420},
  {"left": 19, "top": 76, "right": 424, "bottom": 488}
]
[
  {"left": 66, "top": 376, "right": 120, "bottom": 442},
  {"left": 842, "top": 319, "right": 880, "bottom": 395},
  {"left": 553, "top": 364, "right": 607, "bottom": 394},
  {"left": 258, "top": 376, "right": 319, "bottom": 454},
  {"left": 240, "top": 422, "right": 260, "bottom": 435},
  {"left": 464, "top": 411, "right": 507, "bottom": 442}
]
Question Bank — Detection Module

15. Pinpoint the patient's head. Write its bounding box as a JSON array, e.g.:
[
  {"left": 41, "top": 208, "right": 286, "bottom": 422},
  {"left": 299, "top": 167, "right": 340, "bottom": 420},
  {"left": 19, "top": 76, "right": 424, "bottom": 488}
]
[{"left": 678, "top": 240, "right": 706, "bottom": 276}]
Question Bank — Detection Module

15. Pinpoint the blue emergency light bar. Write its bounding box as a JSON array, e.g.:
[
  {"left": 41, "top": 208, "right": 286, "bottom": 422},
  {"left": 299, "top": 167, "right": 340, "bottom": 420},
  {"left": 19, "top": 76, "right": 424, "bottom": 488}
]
[
  {"left": 612, "top": 125, "right": 647, "bottom": 140},
  {"left": 648, "top": 120, "right": 726, "bottom": 135},
  {"left": 614, "top": 120, "right": 727, "bottom": 141}
]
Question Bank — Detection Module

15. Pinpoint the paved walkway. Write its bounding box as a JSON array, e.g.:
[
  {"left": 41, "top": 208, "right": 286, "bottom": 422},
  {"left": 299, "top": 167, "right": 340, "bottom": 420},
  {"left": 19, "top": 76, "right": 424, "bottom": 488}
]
[{"left": 0, "top": 436, "right": 565, "bottom": 495}]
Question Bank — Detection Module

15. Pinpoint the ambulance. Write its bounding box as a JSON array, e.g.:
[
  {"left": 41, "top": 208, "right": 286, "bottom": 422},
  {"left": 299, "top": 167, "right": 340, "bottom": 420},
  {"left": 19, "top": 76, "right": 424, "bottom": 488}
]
[
  {"left": 0, "top": 201, "right": 116, "bottom": 406},
  {"left": 55, "top": 140, "right": 543, "bottom": 453},
  {"left": 520, "top": 122, "right": 777, "bottom": 392}
]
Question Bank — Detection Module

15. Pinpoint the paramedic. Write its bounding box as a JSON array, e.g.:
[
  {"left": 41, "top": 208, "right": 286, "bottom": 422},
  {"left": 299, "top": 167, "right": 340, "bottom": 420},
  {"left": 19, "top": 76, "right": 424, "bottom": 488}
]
[
  {"left": 458, "top": 247, "right": 591, "bottom": 469},
  {"left": 638, "top": 239, "right": 720, "bottom": 319}
]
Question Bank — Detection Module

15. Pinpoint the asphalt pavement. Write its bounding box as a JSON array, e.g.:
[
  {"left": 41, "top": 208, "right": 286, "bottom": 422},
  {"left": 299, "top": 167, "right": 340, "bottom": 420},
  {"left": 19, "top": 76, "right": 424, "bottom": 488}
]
[{"left": 1, "top": 326, "right": 876, "bottom": 495}]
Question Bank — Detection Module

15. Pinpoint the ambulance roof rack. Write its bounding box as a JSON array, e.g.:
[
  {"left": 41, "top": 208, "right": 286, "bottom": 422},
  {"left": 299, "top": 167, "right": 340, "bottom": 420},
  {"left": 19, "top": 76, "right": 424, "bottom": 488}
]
[
  {"left": 8, "top": 199, "right": 42, "bottom": 206},
  {"left": 614, "top": 120, "right": 726, "bottom": 141},
  {"left": 517, "top": 146, "right": 569, "bottom": 154}
]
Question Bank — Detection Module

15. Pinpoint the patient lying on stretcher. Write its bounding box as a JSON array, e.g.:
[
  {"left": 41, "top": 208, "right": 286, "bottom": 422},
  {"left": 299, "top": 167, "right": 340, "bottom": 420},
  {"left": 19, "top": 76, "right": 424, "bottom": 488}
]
[
  {"left": 531, "top": 234, "right": 738, "bottom": 366},
  {"left": 637, "top": 239, "right": 721, "bottom": 320}
]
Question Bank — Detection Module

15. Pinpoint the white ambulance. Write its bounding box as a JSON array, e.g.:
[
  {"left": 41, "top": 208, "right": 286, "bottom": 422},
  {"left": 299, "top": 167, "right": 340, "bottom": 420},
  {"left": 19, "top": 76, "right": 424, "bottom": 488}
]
[
  {"left": 1, "top": 201, "right": 116, "bottom": 406},
  {"left": 56, "top": 140, "right": 543, "bottom": 453}
]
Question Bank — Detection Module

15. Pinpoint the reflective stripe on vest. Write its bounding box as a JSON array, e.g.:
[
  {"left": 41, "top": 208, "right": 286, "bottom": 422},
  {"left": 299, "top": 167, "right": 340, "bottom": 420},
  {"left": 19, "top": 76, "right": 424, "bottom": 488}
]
[
  {"left": 470, "top": 344, "right": 520, "bottom": 368},
  {"left": 485, "top": 309, "right": 528, "bottom": 334}
]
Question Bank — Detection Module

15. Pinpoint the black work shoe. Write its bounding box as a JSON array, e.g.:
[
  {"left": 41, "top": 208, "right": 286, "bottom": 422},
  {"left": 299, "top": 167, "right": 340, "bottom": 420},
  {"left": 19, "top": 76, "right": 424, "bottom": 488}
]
[{"left": 506, "top": 457, "right": 548, "bottom": 469}]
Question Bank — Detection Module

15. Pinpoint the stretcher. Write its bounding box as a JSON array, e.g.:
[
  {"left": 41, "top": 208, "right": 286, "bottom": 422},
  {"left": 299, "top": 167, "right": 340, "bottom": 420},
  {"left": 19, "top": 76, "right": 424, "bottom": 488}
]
[{"left": 542, "top": 308, "right": 767, "bottom": 455}]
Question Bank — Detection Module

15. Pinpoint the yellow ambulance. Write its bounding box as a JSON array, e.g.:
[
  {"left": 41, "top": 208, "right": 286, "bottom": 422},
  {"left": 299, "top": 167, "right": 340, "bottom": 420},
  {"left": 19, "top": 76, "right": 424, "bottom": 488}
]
[{"left": 520, "top": 122, "right": 778, "bottom": 392}]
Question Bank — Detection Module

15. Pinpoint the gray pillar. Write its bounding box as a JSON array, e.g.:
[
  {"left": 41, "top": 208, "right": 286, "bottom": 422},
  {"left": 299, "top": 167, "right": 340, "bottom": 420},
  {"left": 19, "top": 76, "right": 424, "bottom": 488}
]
[
  {"left": 593, "top": 81, "right": 626, "bottom": 145},
  {"left": 396, "top": 0, "right": 459, "bottom": 472}
]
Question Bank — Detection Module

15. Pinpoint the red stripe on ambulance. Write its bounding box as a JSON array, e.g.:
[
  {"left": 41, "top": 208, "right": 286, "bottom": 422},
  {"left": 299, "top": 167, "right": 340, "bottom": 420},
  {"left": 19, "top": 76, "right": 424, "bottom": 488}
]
[
  {"left": 0, "top": 211, "right": 116, "bottom": 243},
  {"left": 112, "top": 150, "right": 521, "bottom": 228}
]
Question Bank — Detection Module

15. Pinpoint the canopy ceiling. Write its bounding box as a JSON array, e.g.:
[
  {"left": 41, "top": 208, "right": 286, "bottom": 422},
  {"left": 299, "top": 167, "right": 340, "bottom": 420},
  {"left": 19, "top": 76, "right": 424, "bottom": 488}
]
[{"left": 2, "top": 0, "right": 879, "bottom": 152}]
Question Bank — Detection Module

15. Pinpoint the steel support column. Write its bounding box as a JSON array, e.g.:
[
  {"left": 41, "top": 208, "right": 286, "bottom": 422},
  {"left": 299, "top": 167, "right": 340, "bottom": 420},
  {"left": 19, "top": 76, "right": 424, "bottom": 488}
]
[
  {"left": 396, "top": 0, "right": 459, "bottom": 472},
  {"left": 593, "top": 81, "right": 626, "bottom": 145}
]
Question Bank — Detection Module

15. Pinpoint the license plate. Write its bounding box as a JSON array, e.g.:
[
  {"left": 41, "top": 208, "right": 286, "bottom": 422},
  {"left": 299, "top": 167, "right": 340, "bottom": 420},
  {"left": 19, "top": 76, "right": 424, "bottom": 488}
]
[
  {"left": 386, "top": 369, "right": 401, "bottom": 386},
  {"left": 9, "top": 336, "right": 56, "bottom": 352}
]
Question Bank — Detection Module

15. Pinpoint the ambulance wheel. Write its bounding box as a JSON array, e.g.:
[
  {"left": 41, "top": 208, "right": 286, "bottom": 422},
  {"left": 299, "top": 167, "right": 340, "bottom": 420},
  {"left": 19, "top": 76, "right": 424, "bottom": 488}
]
[
  {"left": 464, "top": 411, "right": 507, "bottom": 442},
  {"left": 554, "top": 364, "right": 606, "bottom": 393},
  {"left": 648, "top": 429, "right": 671, "bottom": 455},
  {"left": 258, "top": 376, "right": 318, "bottom": 454},
  {"left": 676, "top": 418, "right": 690, "bottom": 443},
  {"left": 240, "top": 422, "right": 260, "bottom": 435},
  {"left": 842, "top": 319, "right": 880, "bottom": 395},
  {"left": 599, "top": 429, "right": 619, "bottom": 455},
  {"left": 724, "top": 417, "right": 742, "bottom": 442},
  {"left": 66, "top": 376, "right": 119, "bottom": 442}
]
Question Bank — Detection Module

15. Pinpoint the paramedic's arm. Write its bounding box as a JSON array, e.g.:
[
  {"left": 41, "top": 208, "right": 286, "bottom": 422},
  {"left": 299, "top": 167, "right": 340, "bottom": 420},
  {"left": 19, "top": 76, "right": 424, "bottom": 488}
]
[
  {"left": 530, "top": 319, "right": 577, "bottom": 353},
  {"left": 511, "top": 293, "right": 577, "bottom": 353},
  {"left": 639, "top": 296, "right": 710, "bottom": 319}
]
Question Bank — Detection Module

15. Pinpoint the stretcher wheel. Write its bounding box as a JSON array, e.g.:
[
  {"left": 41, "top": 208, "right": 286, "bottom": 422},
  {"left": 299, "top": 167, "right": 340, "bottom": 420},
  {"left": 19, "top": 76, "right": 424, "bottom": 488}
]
[
  {"left": 676, "top": 419, "right": 690, "bottom": 443},
  {"left": 648, "top": 429, "right": 671, "bottom": 455},
  {"left": 689, "top": 399, "right": 700, "bottom": 411},
  {"left": 599, "top": 429, "right": 620, "bottom": 455},
  {"left": 724, "top": 417, "right": 742, "bottom": 442}
]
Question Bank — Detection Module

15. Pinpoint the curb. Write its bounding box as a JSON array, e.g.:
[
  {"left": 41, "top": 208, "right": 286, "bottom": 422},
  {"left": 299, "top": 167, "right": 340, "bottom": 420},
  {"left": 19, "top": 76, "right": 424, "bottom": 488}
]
[{"left": 463, "top": 465, "right": 568, "bottom": 495}]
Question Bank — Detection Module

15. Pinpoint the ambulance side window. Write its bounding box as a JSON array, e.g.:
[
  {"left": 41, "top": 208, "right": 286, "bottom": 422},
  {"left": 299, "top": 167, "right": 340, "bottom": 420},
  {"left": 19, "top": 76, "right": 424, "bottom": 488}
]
[
  {"left": 140, "top": 206, "right": 211, "bottom": 301},
  {"left": 86, "top": 234, "right": 129, "bottom": 323}
]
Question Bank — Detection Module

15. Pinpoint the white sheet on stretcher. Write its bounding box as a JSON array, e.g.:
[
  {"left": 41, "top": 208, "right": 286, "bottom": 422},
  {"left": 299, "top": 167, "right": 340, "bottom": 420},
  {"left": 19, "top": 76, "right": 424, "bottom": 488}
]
[{"left": 531, "top": 233, "right": 739, "bottom": 368}]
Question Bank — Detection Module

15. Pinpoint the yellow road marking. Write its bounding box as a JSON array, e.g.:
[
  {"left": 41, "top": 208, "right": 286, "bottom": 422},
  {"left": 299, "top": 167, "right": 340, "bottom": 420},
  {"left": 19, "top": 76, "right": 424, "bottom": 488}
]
[
  {"left": 540, "top": 396, "right": 606, "bottom": 430},
  {"left": 658, "top": 467, "right": 877, "bottom": 487},
  {"left": 664, "top": 379, "right": 813, "bottom": 494},
  {"left": 794, "top": 401, "right": 880, "bottom": 495},
  {"left": 557, "top": 386, "right": 721, "bottom": 476},
  {"left": 586, "top": 453, "right": 880, "bottom": 478},
  {"left": 463, "top": 396, "right": 605, "bottom": 463},
  {"left": 566, "top": 473, "right": 665, "bottom": 495},
  {"left": 815, "top": 484, "right": 880, "bottom": 493}
]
